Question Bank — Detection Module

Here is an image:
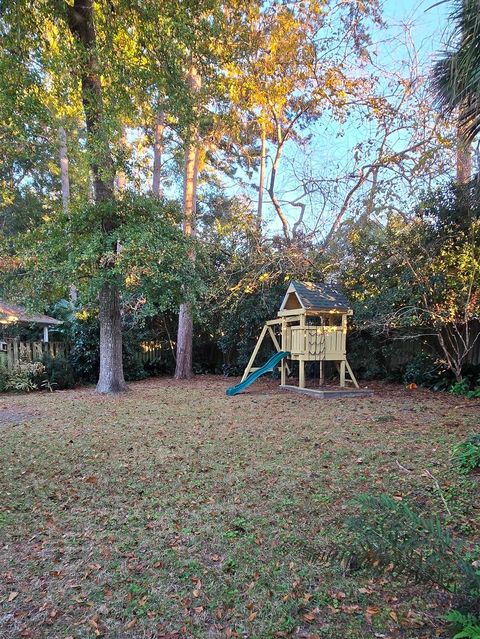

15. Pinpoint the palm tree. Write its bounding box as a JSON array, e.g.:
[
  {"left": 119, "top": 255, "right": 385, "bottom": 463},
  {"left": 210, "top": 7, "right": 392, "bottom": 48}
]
[{"left": 433, "top": 0, "right": 480, "bottom": 146}]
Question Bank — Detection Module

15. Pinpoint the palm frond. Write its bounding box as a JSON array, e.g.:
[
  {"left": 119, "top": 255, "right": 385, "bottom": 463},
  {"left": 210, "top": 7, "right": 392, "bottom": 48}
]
[{"left": 432, "top": 0, "right": 480, "bottom": 142}]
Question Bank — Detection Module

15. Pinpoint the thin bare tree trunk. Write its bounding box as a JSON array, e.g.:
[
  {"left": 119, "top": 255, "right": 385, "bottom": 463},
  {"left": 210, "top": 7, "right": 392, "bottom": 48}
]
[
  {"left": 116, "top": 125, "right": 127, "bottom": 192},
  {"left": 267, "top": 117, "right": 291, "bottom": 241},
  {"left": 322, "top": 169, "right": 368, "bottom": 248},
  {"left": 152, "top": 111, "right": 165, "bottom": 197},
  {"left": 257, "top": 123, "right": 266, "bottom": 232},
  {"left": 58, "top": 126, "right": 70, "bottom": 213},
  {"left": 268, "top": 142, "right": 290, "bottom": 241},
  {"left": 65, "top": 0, "right": 127, "bottom": 393},
  {"left": 174, "top": 141, "right": 200, "bottom": 380},
  {"left": 174, "top": 65, "right": 201, "bottom": 380}
]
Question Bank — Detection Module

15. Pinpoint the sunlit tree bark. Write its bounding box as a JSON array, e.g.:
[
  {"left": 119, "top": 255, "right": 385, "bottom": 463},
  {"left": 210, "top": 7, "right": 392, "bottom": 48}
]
[
  {"left": 58, "top": 126, "right": 70, "bottom": 213},
  {"left": 257, "top": 121, "right": 266, "bottom": 232},
  {"left": 152, "top": 111, "right": 165, "bottom": 197}
]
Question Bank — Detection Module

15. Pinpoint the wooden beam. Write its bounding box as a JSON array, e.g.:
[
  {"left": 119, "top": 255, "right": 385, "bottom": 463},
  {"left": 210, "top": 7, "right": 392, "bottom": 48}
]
[
  {"left": 345, "top": 359, "right": 359, "bottom": 389},
  {"left": 267, "top": 326, "right": 290, "bottom": 376},
  {"left": 340, "top": 360, "right": 346, "bottom": 387},
  {"left": 299, "top": 359, "right": 305, "bottom": 388},
  {"left": 281, "top": 385, "right": 373, "bottom": 398},
  {"left": 277, "top": 309, "right": 306, "bottom": 317},
  {"left": 304, "top": 309, "right": 353, "bottom": 316},
  {"left": 241, "top": 324, "right": 268, "bottom": 382},
  {"left": 298, "top": 314, "right": 306, "bottom": 388}
]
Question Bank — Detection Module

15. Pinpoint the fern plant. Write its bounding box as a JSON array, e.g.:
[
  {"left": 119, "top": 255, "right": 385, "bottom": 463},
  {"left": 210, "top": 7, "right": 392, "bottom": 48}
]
[
  {"left": 344, "top": 494, "right": 480, "bottom": 601},
  {"left": 345, "top": 494, "right": 456, "bottom": 587},
  {"left": 452, "top": 435, "right": 480, "bottom": 475},
  {"left": 445, "top": 610, "right": 480, "bottom": 639}
]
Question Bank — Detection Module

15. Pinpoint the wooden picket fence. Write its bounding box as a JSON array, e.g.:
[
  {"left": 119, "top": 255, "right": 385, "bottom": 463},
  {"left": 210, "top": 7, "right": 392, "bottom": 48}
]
[
  {"left": 1, "top": 325, "right": 478, "bottom": 375},
  {"left": 137, "top": 340, "right": 167, "bottom": 363},
  {"left": 0, "top": 338, "right": 167, "bottom": 371},
  {"left": 0, "top": 339, "right": 70, "bottom": 371}
]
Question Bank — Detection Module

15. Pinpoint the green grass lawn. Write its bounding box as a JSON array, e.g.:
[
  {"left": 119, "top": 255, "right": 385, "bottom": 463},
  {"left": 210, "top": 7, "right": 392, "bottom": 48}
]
[{"left": 0, "top": 377, "right": 479, "bottom": 639}]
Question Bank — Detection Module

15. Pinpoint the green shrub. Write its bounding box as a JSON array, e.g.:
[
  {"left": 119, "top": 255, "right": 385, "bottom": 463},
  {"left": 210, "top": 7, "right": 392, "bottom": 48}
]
[
  {"left": 0, "top": 366, "right": 7, "bottom": 392},
  {"left": 0, "top": 358, "right": 75, "bottom": 393},
  {"left": 121, "top": 335, "right": 148, "bottom": 381},
  {"left": 68, "top": 316, "right": 100, "bottom": 382},
  {"left": 402, "top": 352, "right": 450, "bottom": 390},
  {"left": 450, "top": 374, "right": 480, "bottom": 399},
  {"left": 123, "top": 357, "right": 147, "bottom": 381},
  {"left": 143, "top": 356, "right": 174, "bottom": 376},
  {"left": 42, "top": 354, "right": 75, "bottom": 390},
  {"left": 452, "top": 435, "right": 480, "bottom": 475},
  {"left": 67, "top": 315, "right": 162, "bottom": 383},
  {"left": 347, "top": 331, "right": 386, "bottom": 380},
  {"left": 458, "top": 365, "right": 480, "bottom": 394},
  {"left": 451, "top": 380, "right": 472, "bottom": 396},
  {"left": 445, "top": 610, "right": 480, "bottom": 639}
]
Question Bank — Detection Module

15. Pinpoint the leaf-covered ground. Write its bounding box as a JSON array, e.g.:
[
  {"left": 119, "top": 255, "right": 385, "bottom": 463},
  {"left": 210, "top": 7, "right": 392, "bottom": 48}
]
[{"left": 0, "top": 377, "right": 478, "bottom": 639}]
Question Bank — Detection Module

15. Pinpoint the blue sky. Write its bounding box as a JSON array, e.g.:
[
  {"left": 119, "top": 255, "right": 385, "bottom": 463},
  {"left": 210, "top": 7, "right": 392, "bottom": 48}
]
[
  {"left": 245, "top": 0, "right": 455, "bottom": 238},
  {"left": 382, "top": 0, "right": 450, "bottom": 62},
  {"left": 385, "top": 0, "right": 449, "bottom": 35}
]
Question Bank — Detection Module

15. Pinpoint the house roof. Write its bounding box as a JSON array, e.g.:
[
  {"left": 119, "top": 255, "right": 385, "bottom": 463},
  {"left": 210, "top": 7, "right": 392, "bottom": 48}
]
[
  {"left": 281, "top": 281, "right": 351, "bottom": 311},
  {"left": 0, "top": 300, "right": 63, "bottom": 326}
]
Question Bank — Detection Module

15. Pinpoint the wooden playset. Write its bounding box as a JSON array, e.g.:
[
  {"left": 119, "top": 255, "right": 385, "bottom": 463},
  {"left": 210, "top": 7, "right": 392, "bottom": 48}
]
[{"left": 227, "top": 281, "right": 364, "bottom": 397}]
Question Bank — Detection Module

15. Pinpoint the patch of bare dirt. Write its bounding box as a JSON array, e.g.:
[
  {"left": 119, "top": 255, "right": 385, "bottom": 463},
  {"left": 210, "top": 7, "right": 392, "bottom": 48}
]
[{"left": 0, "top": 408, "right": 35, "bottom": 427}]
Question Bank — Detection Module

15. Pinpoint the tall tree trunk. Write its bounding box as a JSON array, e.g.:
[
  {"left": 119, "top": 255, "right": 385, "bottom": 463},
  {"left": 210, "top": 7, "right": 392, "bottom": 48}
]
[
  {"left": 174, "top": 141, "right": 200, "bottom": 379},
  {"left": 456, "top": 125, "right": 472, "bottom": 184},
  {"left": 58, "top": 126, "right": 70, "bottom": 213},
  {"left": 257, "top": 122, "right": 266, "bottom": 233},
  {"left": 175, "top": 302, "right": 194, "bottom": 379},
  {"left": 116, "top": 125, "right": 127, "bottom": 192},
  {"left": 96, "top": 282, "right": 125, "bottom": 392},
  {"left": 152, "top": 111, "right": 165, "bottom": 197},
  {"left": 65, "top": 0, "right": 127, "bottom": 393},
  {"left": 174, "top": 65, "right": 201, "bottom": 380},
  {"left": 58, "top": 125, "right": 78, "bottom": 302}
]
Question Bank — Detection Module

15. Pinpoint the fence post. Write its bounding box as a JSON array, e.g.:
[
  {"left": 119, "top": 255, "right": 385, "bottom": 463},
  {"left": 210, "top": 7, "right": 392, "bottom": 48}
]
[{"left": 7, "top": 340, "right": 14, "bottom": 370}]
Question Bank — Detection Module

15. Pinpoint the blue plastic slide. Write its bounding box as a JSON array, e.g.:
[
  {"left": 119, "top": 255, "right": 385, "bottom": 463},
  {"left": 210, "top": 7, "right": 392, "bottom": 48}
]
[{"left": 226, "top": 351, "right": 290, "bottom": 396}]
